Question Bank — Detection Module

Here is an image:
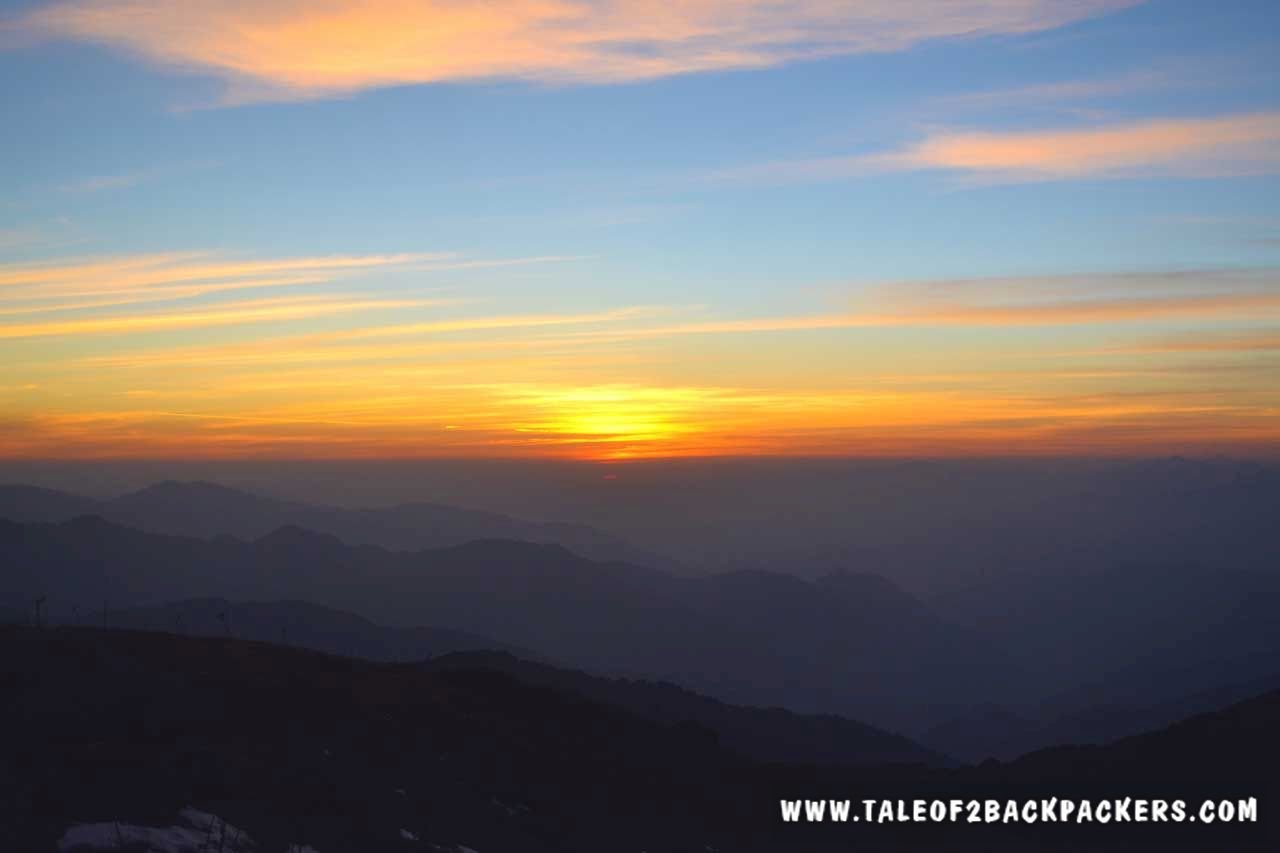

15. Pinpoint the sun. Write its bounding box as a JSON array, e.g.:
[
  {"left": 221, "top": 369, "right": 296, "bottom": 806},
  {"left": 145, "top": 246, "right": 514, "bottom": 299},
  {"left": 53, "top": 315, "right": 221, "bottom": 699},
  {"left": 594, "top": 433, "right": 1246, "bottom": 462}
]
[{"left": 507, "top": 385, "right": 701, "bottom": 455}]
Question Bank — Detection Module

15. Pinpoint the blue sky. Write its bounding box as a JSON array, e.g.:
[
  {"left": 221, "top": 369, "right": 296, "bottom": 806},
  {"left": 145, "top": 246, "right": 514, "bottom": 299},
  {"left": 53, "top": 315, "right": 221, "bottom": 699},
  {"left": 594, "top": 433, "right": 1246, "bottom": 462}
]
[{"left": 1, "top": 0, "right": 1278, "bottom": 458}]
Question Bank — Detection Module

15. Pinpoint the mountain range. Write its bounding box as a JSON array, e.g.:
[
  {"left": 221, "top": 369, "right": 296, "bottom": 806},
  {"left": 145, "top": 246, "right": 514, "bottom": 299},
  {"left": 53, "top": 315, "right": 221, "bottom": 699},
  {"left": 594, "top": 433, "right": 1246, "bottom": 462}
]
[
  {"left": 0, "top": 511, "right": 1011, "bottom": 734},
  {"left": 0, "top": 480, "right": 671, "bottom": 569},
  {"left": 2, "top": 476, "right": 1279, "bottom": 758}
]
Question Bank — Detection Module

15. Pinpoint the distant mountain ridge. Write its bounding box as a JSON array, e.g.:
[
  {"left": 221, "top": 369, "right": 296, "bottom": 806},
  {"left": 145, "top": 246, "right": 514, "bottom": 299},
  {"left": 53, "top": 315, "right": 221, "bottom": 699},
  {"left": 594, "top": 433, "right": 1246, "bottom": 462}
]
[
  {"left": 99, "top": 598, "right": 531, "bottom": 661},
  {"left": 0, "top": 513, "right": 1011, "bottom": 734},
  {"left": 0, "top": 480, "right": 673, "bottom": 569}
]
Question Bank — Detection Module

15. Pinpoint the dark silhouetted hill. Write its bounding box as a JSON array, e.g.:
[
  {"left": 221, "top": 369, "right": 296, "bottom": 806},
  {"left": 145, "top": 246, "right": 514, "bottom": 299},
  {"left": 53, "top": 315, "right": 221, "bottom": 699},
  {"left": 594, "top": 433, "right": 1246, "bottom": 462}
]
[
  {"left": 102, "top": 598, "right": 528, "bottom": 661},
  {"left": 424, "top": 650, "right": 946, "bottom": 768},
  {"left": 2, "top": 627, "right": 1276, "bottom": 852},
  {"left": 928, "top": 668, "right": 1280, "bottom": 762},
  {"left": 93, "top": 599, "right": 943, "bottom": 768}
]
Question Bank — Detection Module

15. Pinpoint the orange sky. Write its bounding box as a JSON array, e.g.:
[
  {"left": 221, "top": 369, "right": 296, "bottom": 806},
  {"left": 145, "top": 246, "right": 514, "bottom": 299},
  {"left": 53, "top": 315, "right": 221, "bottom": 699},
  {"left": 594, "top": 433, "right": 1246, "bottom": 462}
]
[{"left": 2, "top": 254, "right": 1276, "bottom": 460}]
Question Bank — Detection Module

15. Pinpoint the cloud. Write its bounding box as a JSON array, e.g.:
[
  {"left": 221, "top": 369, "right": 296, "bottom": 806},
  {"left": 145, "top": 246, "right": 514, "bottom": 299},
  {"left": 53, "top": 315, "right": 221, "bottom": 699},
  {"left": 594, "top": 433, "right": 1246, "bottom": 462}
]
[
  {"left": 857, "top": 267, "right": 1280, "bottom": 324},
  {"left": 310, "top": 306, "right": 674, "bottom": 342},
  {"left": 0, "top": 249, "right": 564, "bottom": 339},
  {"left": 59, "top": 268, "right": 1280, "bottom": 369},
  {"left": 0, "top": 251, "right": 575, "bottom": 314},
  {"left": 719, "top": 112, "right": 1280, "bottom": 184},
  {"left": 81, "top": 307, "right": 676, "bottom": 369},
  {"left": 560, "top": 270, "right": 1280, "bottom": 340},
  {"left": 0, "top": 294, "right": 431, "bottom": 339},
  {"left": 15, "top": 0, "right": 1138, "bottom": 103},
  {"left": 894, "top": 292, "right": 1280, "bottom": 324},
  {"left": 0, "top": 275, "right": 340, "bottom": 317},
  {"left": 0, "top": 251, "right": 435, "bottom": 292}
]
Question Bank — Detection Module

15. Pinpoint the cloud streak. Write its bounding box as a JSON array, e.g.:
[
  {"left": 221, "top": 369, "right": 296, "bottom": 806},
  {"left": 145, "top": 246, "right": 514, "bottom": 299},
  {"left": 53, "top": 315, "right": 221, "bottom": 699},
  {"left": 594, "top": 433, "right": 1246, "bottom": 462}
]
[
  {"left": 721, "top": 112, "right": 1280, "bottom": 184},
  {"left": 0, "top": 295, "right": 431, "bottom": 339},
  {"left": 0, "top": 252, "right": 438, "bottom": 292},
  {"left": 0, "top": 251, "right": 576, "bottom": 319},
  {"left": 16, "top": 0, "right": 1137, "bottom": 102}
]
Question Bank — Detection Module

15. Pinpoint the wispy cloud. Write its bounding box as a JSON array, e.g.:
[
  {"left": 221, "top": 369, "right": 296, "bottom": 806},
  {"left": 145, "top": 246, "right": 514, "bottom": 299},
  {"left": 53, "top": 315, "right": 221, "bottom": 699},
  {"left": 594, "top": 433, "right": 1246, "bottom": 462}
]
[
  {"left": 56, "top": 268, "right": 1280, "bottom": 370},
  {"left": 0, "top": 251, "right": 427, "bottom": 291},
  {"left": 0, "top": 249, "right": 587, "bottom": 340},
  {"left": 82, "top": 308, "right": 676, "bottom": 370},
  {"left": 718, "top": 112, "right": 1280, "bottom": 184},
  {"left": 0, "top": 276, "right": 338, "bottom": 317},
  {"left": 559, "top": 269, "right": 1280, "bottom": 340},
  {"left": 0, "top": 250, "right": 575, "bottom": 311},
  {"left": 310, "top": 306, "right": 672, "bottom": 342},
  {"left": 15, "top": 0, "right": 1139, "bottom": 103},
  {"left": 0, "top": 294, "right": 432, "bottom": 339}
]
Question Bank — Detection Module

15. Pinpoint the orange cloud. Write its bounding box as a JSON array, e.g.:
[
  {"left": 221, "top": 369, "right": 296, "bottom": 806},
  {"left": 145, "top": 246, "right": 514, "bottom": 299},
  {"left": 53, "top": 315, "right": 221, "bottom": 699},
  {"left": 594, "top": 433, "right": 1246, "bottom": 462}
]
[
  {"left": 309, "top": 306, "right": 671, "bottom": 342},
  {"left": 0, "top": 295, "right": 427, "bottom": 339},
  {"left": 17, "top": 0, "right": 1137, "bottom": 102},
  {"left": 721, "top": 112, "right": 1280, "bottom": 183},
  {"left": 0, "top": 251, "right": 577, "bottom": 322},
  {"left": 69, "top": 307, "right": 670, "bottom": 371},
  {"left": 880, "top": 113, "right": 1280, "bottom": 179},
  {"left": 0, "top": 252, "right": 438, "bottom": 293},
  {"left": 562, "top": 291, "right": 1280, "bottom": 342},
  {"left": 897, "top": 292, "right": 1280, "bottom": 325}
]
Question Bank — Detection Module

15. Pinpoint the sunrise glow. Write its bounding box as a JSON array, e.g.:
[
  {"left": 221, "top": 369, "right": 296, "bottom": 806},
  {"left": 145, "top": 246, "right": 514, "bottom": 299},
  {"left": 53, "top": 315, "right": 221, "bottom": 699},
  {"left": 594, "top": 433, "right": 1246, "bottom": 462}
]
[{"left": 2, "top": 0, "right": 1278, "bottom": 461}]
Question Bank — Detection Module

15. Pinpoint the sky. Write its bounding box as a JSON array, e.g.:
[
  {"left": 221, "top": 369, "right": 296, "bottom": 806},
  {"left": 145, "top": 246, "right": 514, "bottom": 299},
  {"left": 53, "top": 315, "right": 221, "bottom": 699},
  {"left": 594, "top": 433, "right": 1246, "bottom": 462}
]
[{"left": 0, "top": 0, "right": 1278, "bottom": 460}]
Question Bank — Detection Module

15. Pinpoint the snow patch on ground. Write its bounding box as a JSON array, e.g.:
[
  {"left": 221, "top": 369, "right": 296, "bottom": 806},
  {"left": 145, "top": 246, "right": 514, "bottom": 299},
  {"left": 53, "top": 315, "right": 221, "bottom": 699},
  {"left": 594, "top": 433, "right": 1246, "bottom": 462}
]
[{"left": 57, "top": 807, "right": 255, "bottom": 852}]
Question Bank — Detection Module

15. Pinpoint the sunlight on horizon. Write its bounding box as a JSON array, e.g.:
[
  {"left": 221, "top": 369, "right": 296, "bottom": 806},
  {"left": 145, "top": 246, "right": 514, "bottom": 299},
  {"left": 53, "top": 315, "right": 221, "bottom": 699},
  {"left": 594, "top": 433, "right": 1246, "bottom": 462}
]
[{"left": 1, "top": 0, "right": 1278, "bottom": 460}]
